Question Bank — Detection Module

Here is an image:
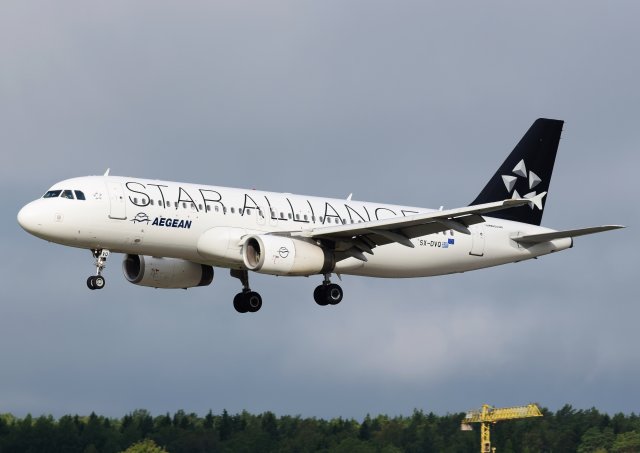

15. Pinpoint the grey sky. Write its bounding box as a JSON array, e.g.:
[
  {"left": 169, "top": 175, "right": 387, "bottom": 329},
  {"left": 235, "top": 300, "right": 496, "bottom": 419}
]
[{"left": 1, "top": 1, "right": 638, "bottom": 418}]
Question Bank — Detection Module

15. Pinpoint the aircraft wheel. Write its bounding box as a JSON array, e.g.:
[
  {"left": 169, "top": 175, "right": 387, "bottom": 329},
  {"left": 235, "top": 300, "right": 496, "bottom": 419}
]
[
  {"left": 326, "top": 284, "right": 343, "bottom": 305},
  {"left": 314, "top": 285, "right": 328, "bottom": 306},
  {"left": 87, "top": 276, "right": 96, "bottom": 290},
  {"left": 246, "top": 291, "right": 262, "bottom": 313},
  {"left": 233, "top": 293, "right": 249, "bottom": 313},
  {"left": 93, "top": 275, "right": 105, "bottom": 290}
]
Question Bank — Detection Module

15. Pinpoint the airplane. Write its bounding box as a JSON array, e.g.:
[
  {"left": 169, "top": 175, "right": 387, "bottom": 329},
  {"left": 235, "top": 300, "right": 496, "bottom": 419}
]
[{"left": 17, "top": 118, "right": 623, "bottom": 313}]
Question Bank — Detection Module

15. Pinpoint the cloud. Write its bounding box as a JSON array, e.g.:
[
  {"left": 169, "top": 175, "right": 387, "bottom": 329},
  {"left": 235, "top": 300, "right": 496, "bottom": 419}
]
[{"left": 1, "top": 0, "right": 638, "bottom": 419}]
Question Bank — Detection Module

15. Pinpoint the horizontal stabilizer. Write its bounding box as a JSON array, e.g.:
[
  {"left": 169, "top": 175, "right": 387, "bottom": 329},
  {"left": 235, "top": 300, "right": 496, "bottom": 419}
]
[{"left": 513, "top": 225, "right": 625, "bottom": 244}]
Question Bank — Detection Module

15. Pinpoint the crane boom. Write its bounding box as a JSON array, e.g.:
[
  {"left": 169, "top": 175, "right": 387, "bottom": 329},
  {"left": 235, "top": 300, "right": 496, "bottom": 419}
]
[
  {"left": 464, "top": 404, "right": 542, "bottom": 423},
  {"left": 461, "top": 404, "right": 543, "bottom": 453}
]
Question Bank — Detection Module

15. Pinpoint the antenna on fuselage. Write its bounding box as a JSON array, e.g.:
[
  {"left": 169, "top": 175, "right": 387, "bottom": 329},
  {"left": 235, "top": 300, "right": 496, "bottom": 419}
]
[
  {"left": 104, "top": 168, "right": 110, "bottom": 176},
  {"left": 346, "top": 193, "right": 353, "bottom": 201}
]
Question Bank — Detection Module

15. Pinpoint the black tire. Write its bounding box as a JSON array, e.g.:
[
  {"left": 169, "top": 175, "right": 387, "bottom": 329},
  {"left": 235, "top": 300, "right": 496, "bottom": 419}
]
[
  {"left": 93, "top": 275, "right": 105, "bottom": 290},
  {"left": 233, "top": 293, "right": 249, "bottom": 313},
  {"left": 87, "top": 276, "right": 96, "bottom": 290},
  {"left": 246, "top": 291, "right": 262, "bottom": 313},
  {"left": 326, "top": 284, "right": 343, "bottom": 305},
  {"left": 314, "top": 285, "right": 328, "bottom": 306}
]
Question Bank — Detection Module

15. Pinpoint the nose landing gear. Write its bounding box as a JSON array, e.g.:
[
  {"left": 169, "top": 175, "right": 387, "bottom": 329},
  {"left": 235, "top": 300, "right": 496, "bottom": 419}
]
[{"left": 87, "top": 249, "right": 109, "bottom": 290}]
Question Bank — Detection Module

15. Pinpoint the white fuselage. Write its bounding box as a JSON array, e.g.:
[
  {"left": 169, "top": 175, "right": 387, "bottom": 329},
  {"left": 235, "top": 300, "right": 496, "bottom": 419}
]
[{"left": 17, "top": 175, "right": 572, "bottom": 278}]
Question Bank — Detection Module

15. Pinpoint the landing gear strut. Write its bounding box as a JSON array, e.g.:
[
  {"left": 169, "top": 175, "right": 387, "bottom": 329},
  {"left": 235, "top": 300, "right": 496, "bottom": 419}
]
[
  {"left": 313, "top": 273, "right": 343, "bottom": 306},
  {"left": 230, "top": 269, "right": 262, "bottom": 313},
  {"left": 87, "top": 249, "right": 109, "bottom": 290}
]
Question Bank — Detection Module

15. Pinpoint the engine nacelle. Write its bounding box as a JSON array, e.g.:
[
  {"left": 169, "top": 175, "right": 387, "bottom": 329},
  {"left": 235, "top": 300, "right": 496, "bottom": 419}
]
[
  {"left": 196, "top": 227, "right": 249, "bottom": 265},
  {"left": 122, "top": 254, "right": 214, "bottom": 289},
  {"left": 242, "top": 235, "right": 334, "bottom": 276}
]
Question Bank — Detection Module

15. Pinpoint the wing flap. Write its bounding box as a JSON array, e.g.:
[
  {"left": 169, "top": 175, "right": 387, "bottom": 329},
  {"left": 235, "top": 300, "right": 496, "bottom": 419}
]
[
  {"left": 290, "top": 198, "right": 534, "bottom": 252},
  {"left": 513, "top": 225, "right": 624, "bottom": 244}
]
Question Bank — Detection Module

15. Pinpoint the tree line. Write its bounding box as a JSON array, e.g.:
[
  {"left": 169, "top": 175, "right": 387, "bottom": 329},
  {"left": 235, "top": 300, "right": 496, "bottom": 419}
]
[{"left": 0, "top": 405, "right": 639, "bottom": 452}]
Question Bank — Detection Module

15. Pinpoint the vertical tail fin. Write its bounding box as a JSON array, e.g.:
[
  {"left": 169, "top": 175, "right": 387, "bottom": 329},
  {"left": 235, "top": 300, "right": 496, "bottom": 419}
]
[{"left": 470, "top": 118, "right": 564, "bottom": 225}]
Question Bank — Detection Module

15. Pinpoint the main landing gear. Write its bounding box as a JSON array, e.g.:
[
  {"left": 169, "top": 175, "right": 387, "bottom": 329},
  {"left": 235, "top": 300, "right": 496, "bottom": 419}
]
[
  {"left": 87, "top": 249, "right": 109, "bottom": 290},
  {"left": 313, "top": 274, "right": 343, "bottom": 306},
  {"left": 229, "top": 270, "right": 343, "bottom": 313},
  {"left": 230, "top": 269, "right": 262, "bottom": 313}
]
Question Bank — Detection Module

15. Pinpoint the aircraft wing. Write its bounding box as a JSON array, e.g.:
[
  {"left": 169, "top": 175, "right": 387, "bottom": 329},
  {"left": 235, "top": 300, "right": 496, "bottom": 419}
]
[
  {"left": 512, "top": 225, "right": 625, "bottom": 244},
  {"left": 290, "top": 197, "right": 537, "bottom": 261}
]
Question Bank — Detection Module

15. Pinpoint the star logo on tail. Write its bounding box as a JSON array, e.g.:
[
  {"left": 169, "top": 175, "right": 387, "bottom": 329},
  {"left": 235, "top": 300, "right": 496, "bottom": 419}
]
[{"left": 501, "top": 159, "right": 544, "bottom": 210}]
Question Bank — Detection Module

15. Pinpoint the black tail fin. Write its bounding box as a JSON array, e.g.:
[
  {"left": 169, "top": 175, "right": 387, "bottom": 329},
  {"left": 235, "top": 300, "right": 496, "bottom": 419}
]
[{"left": 470, "top": 118, "right": 564, "bottom": 225}]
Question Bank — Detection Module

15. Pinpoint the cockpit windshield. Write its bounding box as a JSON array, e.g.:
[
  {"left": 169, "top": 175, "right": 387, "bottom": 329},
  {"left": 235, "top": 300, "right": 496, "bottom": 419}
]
[
  {"left": 43, "top": 190, "right": 62, "bottom": 198},
  {"left": 42, "top": 189, "right": 86, "bottom": 200}
]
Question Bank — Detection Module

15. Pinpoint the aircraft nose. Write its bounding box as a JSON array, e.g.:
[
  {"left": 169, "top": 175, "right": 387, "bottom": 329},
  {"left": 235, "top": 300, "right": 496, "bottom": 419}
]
[{"left": 17, "top": 202, "right": 41, "bottom": 234}]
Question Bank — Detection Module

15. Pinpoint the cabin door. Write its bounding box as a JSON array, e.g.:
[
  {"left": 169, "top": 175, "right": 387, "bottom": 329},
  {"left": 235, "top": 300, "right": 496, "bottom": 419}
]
[
  {"left": 107, "top": 182, "right": 127, "bottom": 220},
  {"left": 469, "top": 225, "right": 485, "bottom": 257}
]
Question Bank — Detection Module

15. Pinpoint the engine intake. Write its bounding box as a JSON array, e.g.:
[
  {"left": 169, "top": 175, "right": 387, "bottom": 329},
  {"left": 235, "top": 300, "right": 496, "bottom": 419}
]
[
  {"left": 123, "top": 255, "right": 213, "bottom": 289},
  {"left": 242, "top": 235, "right": 334, "bottom": 276}
]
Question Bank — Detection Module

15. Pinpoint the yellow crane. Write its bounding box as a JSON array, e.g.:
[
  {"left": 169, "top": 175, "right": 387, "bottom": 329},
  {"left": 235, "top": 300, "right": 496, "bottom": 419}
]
[{"left": 461, "top": 403, "right": 543, "bottom": 453}]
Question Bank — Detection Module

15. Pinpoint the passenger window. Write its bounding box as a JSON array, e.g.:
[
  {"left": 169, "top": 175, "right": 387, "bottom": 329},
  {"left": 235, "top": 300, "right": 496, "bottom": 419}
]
[
  {"left": 215, "top": 206, "right": 219, "bottom": 212},
  {"left": 288, "top": 213, "right": 292, "bottom": 219},
  {"left": 74, "top": 191, "right": 86, "bottom": 200},
  {"left": 182, "top": 202, "right": 187, "bottom": 209},
  {"left": 239, "top": 209, "right": 244, "bottom": 215},
  {"left": 231, "top": 207, "right": 235, "bottom": 214},
  {"left": 149, "top": 200, "right": 154, "bottom": 206},
  {"left": 223, "top": 207, "right": 227, "bottom": 214},
  {"left": 199, "top": 204, "right": 203, "bottom": 210},
  {"left": 304, "top": 215, "right": 308, "bottom": 221},
  {"left": 320, "top": 216, "right": 324, "bottom": 223},
  {"left": 61, "top": 190, "right": 74, "bottom": 199},
  {"left": 174, "top": 202, "right": 178, "bottom": 208}
]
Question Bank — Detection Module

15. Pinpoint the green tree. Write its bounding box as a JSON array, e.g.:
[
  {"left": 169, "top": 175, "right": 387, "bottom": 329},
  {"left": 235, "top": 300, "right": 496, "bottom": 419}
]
[
  {"left": 203, "top": 410, "right": 214, "bottom": 430},
  {"left": 358, "top": 415, "right": 372, "bottom": 441},
  {"left": 578, "top": 426, "right": 615, "bottom": 453},
  {"left": 120, "top": 438, "right": 168, "bottom": 453},
  {"left": 261, "top": 411, "right": 278, "bottom": 439},
  {"left": 612, "top": 431, "right": 640, "bottom": 453},
  {"left": 219, "top": 409, "right": 232, "bottom": 441}
]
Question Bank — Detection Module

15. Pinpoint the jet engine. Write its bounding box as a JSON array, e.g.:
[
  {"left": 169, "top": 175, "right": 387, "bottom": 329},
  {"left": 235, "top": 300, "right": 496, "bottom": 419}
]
[
  {"left": 242, "top": 235, "right": 334, "bottom": 276},
  {"left": 122, "top": 254, "right": 214, "bottom": 289}
]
